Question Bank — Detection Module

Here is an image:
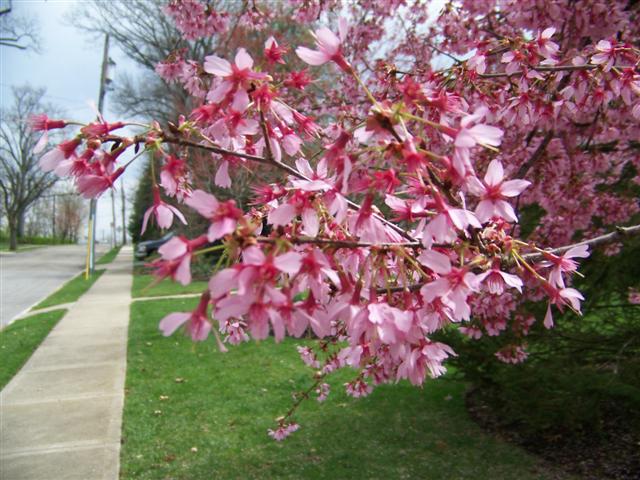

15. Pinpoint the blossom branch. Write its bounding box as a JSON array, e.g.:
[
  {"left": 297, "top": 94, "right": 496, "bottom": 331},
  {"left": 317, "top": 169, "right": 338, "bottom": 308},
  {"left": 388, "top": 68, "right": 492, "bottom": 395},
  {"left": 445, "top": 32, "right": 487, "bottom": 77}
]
[
  {"left": 478, "top": 63, "right": 638, "bottom": 79},
  {"left": 163, "top": 132, "right": 418, "bottom": 242},
  {"left": 256, "top": 236, "right": 422, "bottom": 249}
]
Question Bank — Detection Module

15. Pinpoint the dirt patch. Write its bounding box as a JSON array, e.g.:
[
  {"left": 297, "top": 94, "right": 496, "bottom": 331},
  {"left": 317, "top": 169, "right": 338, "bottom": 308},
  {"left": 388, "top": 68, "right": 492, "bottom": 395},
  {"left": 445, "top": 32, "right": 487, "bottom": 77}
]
[{"left": 466, "top": 387, "right": 640, "bottom": 480}]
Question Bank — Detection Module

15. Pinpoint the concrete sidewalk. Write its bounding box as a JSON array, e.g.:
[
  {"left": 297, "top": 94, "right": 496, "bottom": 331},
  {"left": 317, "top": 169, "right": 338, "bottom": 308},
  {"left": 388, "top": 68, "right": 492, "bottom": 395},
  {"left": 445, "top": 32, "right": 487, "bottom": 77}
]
[{"left": 1, "top": 246, "right": 133, "bottom": 480}]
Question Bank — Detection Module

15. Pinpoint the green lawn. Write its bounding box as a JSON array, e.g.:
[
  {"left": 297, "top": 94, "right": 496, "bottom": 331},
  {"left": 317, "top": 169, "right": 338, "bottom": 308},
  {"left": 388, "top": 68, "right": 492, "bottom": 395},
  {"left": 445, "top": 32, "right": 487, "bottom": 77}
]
[
  {"left": 121, "top": 298, "right": 559, "bottom": 480},
  {"left": 97, "top": 245, "right": 122, "bottom": 264},
  {"left": 131, "top": 274, "right": 208, "bottom": 298},
  {"left": 32, "top": 269, "right": 105, "bottom": 310},
  {"left": 0, "top": 309, "right": 67, "bottom": 389}
]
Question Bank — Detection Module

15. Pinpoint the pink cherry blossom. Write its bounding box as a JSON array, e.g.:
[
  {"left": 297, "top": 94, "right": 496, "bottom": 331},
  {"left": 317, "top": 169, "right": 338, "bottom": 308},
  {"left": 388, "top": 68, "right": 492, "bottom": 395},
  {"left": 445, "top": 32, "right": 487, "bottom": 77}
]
[
  {"left": 153, "top": 235, "right": 207, "bottom": 286},
  {"left": 476, "top": 262, "right": 523, "bottom": 295},
  {"left": 591, "top": 40, "right": 617, "bottom": 71},
  {"left": 76, "top": 168, "right": 124, "bottom": 199},
  {"left": 535, "top": 27, "right": 559, "bottom": 59},
  {"left": 39, "top": 138, "right": 81, "bottom": 173},
  {"left": 296, "top": 18, "right": 351, "bottom": 72},
  {"left": 159, "top": 292, "right": 212, "bottom": 341},
  {"left": 185, "top": 189, "right": 242, "bottom": 241},
  {"left": 454, "top": 108, "right": 504, "bottom": 149},
  {"left": 264, "top": 36, "right": 287, "bottom": 64},
  {"left": 141, "top": 187, "right": 187, "bottom": 234},
  {"left": 467, "top": 160, "right": 530, "bottom": 223},
  {"left": 541, "top": 244, "right": 590, "bottom": 288},
  {"left": 204, "top": 48, "right": 269, "bottom": 102}
]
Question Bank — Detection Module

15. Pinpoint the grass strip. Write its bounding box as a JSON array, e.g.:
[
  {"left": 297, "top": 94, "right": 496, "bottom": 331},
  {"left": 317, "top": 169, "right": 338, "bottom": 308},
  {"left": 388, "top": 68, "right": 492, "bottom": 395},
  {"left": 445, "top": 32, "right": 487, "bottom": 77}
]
[
  {"left": 0, "top": 309, "right": 67, "bottom": 389},
  {"left": 121, "top": 298, "right": 552, "bottom": 480},
  {"left": 131, "top": 274, "right": 208, "bottom": 299},
  {"left": 32, "top": 269, "right": 105, "bottom": 310},
  {"left": 97, "top": 245, "right": 122, "bottom": 264}
]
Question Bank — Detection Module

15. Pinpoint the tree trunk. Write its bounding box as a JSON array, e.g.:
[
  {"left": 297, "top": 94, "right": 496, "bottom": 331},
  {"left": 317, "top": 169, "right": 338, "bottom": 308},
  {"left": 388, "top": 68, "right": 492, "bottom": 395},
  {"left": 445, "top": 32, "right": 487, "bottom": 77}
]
[
  {"left": 17, "top": 211, "right": 25, "bottom": 239},
  {"left": 8, "top": 215, "right": 18, "bottom": 251}
]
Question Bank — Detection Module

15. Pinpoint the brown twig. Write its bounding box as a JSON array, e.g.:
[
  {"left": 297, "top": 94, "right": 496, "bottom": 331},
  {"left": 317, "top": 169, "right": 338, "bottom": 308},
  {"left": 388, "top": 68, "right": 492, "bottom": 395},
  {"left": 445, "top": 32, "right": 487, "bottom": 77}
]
[
  {"left": 522, "top": 224, "right": 640, "bottom": 260},
  {"left": 478, "top": 63, "right": 637, "bottom": 79},
  {"left": 257, "top": 236, "right": 422, "bottom": 249},
  {"left": 516, "top": 130, "right": 554, "bottom": 178}
]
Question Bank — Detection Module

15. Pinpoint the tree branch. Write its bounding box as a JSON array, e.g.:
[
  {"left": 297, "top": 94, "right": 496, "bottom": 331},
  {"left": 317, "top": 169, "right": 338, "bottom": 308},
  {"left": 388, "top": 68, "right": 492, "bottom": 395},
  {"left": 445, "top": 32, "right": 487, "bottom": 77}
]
[
  {"left": 522, "top": 224, "right": 640, "bottom": 260},
  {"left": 478, "top": 63, "right": 637, "bottom": 79},
  {"left": 516, "top": 130, "right": 554, "bottom": 178}
]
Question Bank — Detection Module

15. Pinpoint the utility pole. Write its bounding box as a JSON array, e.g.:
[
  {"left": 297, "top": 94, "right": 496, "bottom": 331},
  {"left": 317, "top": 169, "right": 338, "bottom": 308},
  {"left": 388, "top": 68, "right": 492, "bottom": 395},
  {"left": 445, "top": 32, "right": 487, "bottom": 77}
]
[
  {"left": 110, "top": 188, "right": 117, "bottom": 247},
  {"left": 51, "top": 194, "right": 56, "bottom": 238},
  {"left": 86, "top": 33, "right": 111, "bottom": 276},
  {"left": 120, "top": 178, "right": 127, "bottom": 245}
]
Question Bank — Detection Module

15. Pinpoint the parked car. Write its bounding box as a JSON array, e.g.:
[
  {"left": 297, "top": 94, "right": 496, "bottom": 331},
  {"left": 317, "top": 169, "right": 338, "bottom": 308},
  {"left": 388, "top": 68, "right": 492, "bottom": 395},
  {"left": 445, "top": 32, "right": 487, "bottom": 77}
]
[{"left": 135, "top": 231, "right": 175, "bottom": 259}]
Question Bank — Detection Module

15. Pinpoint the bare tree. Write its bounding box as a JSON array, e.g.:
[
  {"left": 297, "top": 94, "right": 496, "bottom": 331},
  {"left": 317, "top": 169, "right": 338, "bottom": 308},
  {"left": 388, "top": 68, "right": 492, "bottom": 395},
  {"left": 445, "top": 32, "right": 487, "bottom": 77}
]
[
  {"left": 56, "top": 191, "right": 85, "bottom": 242},
  {"left": 0, "top": 0, "right": 41, "bottom": 51},
  {"left": 0, "top": 86, "right": 58, "bottom": 250},
  {"left": 70, "top": 0, "right": 213, "bottom": 120}
]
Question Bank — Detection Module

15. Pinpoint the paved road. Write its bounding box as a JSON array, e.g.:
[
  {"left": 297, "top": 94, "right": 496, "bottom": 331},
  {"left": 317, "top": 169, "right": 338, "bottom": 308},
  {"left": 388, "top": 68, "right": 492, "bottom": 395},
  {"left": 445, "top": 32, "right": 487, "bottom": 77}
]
[{"left": 0, "top": 244, "right": 108, "bottom": 328}]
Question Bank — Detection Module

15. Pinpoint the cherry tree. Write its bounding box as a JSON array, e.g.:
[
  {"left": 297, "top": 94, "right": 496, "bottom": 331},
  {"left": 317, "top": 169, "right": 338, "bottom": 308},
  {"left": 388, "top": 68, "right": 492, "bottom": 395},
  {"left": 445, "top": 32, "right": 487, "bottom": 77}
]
[{"left": 34, "top": 0, "right": 639, "bottom": 439}]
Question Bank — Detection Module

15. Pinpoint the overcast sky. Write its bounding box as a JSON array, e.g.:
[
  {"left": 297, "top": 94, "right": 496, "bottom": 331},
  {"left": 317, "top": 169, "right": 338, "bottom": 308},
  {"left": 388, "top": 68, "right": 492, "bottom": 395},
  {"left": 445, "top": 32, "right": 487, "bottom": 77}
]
[{"left": 1, "top": 0, "right": 143, "bottom": 243}]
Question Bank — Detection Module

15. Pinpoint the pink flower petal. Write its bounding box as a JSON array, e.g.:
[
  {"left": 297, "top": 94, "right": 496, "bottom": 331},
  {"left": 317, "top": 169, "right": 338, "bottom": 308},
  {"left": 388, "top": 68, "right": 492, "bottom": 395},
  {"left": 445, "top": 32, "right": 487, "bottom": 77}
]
[
  {"left": 499, "top": 271, "right": 523, "bottom": 292},
  {"left": 269, "top": 309, "right": 286, "bottom": 342},
  {"left": 500, "top": 179, "right": 531, "bottom": 197},
  {"left": 282, "top": 134, "right": 302, "bottom": 156},
  {"left": 475, "top": 199, "right": 495, "bottom": 223},
  {"left": 215, "top": 160, "right": 232, "bottom": 188},
  {"left": 421, "top": 277, "right": 450, "bottom": 302},
  {"left": 565, "top": 244, "right": 589, "bottom": 259},
  {"left": 203, "top": 55, "right": 232, "bottom": 76},
  {"left": 207, "top": 80, "right": 234, "bottom": 103},
  {"left": 234, "top": 48, "right": 254, "bottom": 70},
  {"left": 454, "top": 130, "right": 476, "bottom": 148},
  {"left": 208, "top": 268, "right": 238, "bottom": 298},
  {"left": 541, "top": 27, "right": 555, "bottom": 39},
  {"left": 168, "top": 205, "right": 187, "bottom": 225},
  {"left": 268, "top": 202, "right": 297, "bottom": 226},
  {"left": 159, "top": 312, "right": 191, "bottom": 336},
  {"left": 484, "top": 159, "right": 504, "bottom": 186},
  {"left": 242, "top": 246, "right": 266, "bottom": 266},
  {"left": 155, "top": 203, "right": 174, "bottom": 229},
  {"left": 544, "top": 304, "right": 554, "bottom": 328},
  {"left": 237, "top": 119, "right": 259, "bottom": 135},
  {"left": 141, "top": 207, "right": 153, "bottom": 235},
  {"left": 175, "top": 254, "right": 192, "bottom": 286},
  {"left": 33, "top": 132, "right": 48, "bottom": 154},
  {"left": 158, "top": 237, "right": 187, "bottom": 260},
  {"left": 295, "top": 46, "right": 331, "bottom": 66},
  {"left": 469, "top": 124, "right": 503, "bottom": 146},
  {"left": 338, "top": 17, "right": 349, "bottom": 43},
  {"left": 314, "top": 27, "right": 340, "bottom": 54},
  {"left": 189, "top": 317, "right": 211, "bottom": 341},
  {"left": 39, "top": 148, "right": 63, "bottom": 172},
  {"left": 418, "top": 250, "right": 451, "bottom": 275},
  {"left": 231, "top": 89, "right": 250, "bottom": 112},
  {"left": 208, "top": 217, "right": 236, "bottom": 241},
  {"left": 185, "top": 189, "right": 218, "bottom": 218},
  {"left": 496, "top": 200, "right": 518, "bottom": 222},
  {"left": 274, "top": 251, "right": 302, "bottom": 275},
  {"left": 301, "top": 208, "right": 319, "bottom": 237}
]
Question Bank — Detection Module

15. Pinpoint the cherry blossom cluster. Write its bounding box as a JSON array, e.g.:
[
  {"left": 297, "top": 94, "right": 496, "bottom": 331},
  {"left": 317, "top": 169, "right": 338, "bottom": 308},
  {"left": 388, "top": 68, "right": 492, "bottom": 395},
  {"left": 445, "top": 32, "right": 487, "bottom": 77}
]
[{"left": 33, "top": 0, "right": 640, "bottom": 440}]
